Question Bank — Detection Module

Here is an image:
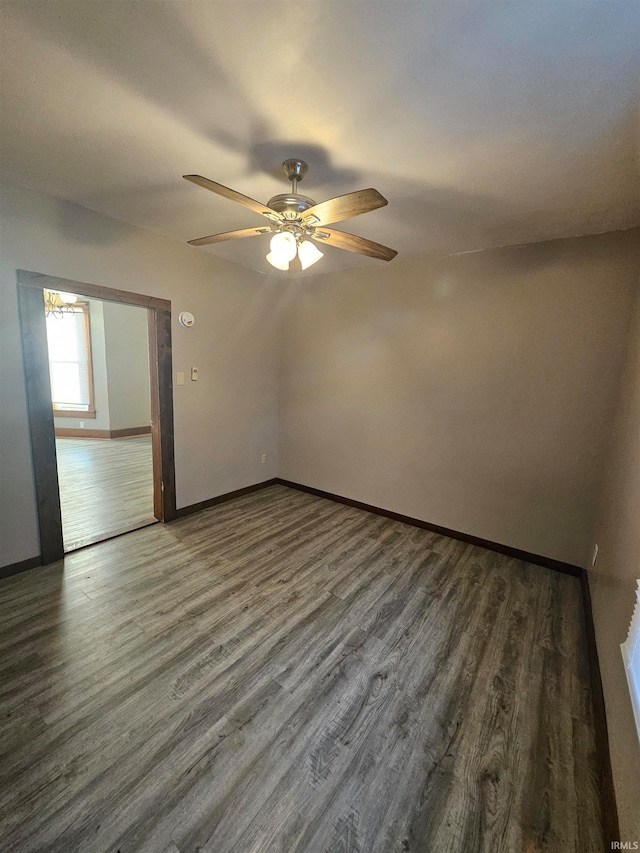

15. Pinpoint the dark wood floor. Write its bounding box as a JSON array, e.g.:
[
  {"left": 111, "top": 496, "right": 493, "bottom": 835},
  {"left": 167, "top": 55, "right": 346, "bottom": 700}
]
[
  {"left": 56, "top": 436, "right": 155, "bottom": 552},
  {"left": 0, "top": 485, "right": 602, "bottom": 852}
]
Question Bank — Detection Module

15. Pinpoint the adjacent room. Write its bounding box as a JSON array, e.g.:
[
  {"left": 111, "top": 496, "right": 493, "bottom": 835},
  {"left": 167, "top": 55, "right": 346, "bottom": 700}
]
[
  {"left": 1, "top": 2, "right": 639, "bottom": 851},
  {"left": 44, "top": 289, "right": 155, "bottom": 550}
]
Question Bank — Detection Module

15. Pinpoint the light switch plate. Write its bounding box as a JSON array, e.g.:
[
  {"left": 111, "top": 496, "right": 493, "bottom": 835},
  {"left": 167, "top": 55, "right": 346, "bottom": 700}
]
[
  {"left": 176, "top": 372, "right": 185, "bottom": 386},
  {"left": 191, "top": 367, "right": 198, "bottom": 381}
]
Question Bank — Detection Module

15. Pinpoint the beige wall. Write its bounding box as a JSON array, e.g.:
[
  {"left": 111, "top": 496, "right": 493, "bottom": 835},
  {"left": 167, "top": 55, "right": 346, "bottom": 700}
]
[
  {"left": 588, "top": 285, "right": 640, "bottom": 840},
  {"left": 279, "top": 229, "right": 639, "bottom": 567},
  {"left": 102, "top": 300, "right": 151, "bottom": 431},
  {"left": 0, "top": 181, "right": 281, "bottom": 567}
]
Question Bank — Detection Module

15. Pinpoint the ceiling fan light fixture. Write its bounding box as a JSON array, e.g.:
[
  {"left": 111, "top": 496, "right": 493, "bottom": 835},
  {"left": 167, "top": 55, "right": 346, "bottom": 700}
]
[
  {"left": 269, "top": 231, "right": 297, "bottom": 263},
  {"left": 297, "top": 240, "right": 324, "bottom": 270},
  {"left": 266, "top": 251, "right": 290, "bottom": 271},
  {"left": 184, "top": 160, "right": 396, "bottom": 265}
]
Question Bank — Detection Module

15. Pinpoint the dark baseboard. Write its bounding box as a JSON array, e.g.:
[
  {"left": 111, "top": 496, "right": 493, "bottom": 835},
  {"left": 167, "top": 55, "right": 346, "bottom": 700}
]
[
  {"left": 579, "top": 571, "right": 620, "bottom": 845},
  {"left": 55, "top": 426, "right": 151, "bottom": 439},
  {"left": 110, "top": 426, "right": 152, "bottom": 439},
  {"left": 0, "top": 554, "right": 42, "bottom": 580},
  {"left": 175, "top": 479, "right": 278, "bottom": 519},
  {"left": 276, "top": 478, "right": 583, "bottom": 577}
]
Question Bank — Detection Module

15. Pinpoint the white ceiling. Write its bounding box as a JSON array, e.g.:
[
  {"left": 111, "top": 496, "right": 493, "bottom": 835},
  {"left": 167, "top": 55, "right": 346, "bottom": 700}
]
[{"left": 1, "top": 0, "right": 639, "bottom": 277}]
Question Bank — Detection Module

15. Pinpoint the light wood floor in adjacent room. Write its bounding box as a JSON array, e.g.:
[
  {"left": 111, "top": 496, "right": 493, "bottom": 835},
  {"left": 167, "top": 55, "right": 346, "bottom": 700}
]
[
  {"left": 0, "top": 485, "right": 602, "bottom": 852},
  {"left": 56, "top": 436, "right": 155, "bottom": 552}
]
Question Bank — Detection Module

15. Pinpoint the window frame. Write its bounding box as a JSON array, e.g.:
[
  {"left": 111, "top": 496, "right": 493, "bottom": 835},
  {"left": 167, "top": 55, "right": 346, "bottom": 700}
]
[{"left": 48, "top": 301, "right": 97, "bottom": 419}]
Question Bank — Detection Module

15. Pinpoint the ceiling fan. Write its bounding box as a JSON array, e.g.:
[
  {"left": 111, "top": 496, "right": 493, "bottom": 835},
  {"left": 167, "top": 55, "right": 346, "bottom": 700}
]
[{"left": 184, "top": 159, "right": 397, "bottom": 271}]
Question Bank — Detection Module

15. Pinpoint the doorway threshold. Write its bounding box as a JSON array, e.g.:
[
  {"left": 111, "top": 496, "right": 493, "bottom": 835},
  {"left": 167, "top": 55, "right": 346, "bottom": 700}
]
[{"left": 63, "top": 517, "right": 158, "bottom": 554}]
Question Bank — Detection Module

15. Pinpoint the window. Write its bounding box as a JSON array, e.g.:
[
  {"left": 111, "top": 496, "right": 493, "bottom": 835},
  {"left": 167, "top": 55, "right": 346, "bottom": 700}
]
[
  {"left": 45, "top": 303, "right": 96, "bottom": 418},
  {"left": 621, "top": 580, "right": 640, "bottom": 743}
]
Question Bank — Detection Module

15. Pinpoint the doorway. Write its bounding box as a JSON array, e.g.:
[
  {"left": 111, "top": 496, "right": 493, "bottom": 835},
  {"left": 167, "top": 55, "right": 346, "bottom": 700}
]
[
  {"left": 17, "top": 270, "right": 176, "bottom": 564},
  {"left": 47, "top": 292, "right": 155, "bottom": 550}
]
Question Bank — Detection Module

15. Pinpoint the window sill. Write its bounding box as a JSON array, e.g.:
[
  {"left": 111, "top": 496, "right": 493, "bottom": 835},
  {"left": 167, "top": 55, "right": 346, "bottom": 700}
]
[{"left": 52, "top": 409, "right": 97, "bottom": 419}]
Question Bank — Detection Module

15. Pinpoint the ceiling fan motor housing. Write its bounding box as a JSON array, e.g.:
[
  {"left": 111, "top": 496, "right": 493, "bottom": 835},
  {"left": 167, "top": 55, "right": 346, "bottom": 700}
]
[
  {"left": 266, "top": 193, "right": 317, "bottom": 221},
  {"left": 265, "top": 158, "right": 317, "bottom": 220}
]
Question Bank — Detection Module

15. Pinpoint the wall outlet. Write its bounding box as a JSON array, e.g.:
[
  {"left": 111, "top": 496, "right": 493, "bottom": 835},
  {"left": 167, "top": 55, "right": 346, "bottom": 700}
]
[
  {"left": 591, "top": 544, "right": 599, "bottom": 566},
  {"left": 79, "top": 420, "right": 84, "bottom": 428},
  {"left": 261, "top": 454, "right": 267, "bottom": 464},
  {"left": 176, "top": 372, "right": 185, "bottom": 386}
]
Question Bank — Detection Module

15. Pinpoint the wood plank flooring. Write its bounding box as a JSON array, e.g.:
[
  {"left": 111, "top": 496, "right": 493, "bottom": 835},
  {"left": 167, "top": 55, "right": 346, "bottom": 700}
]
[
  {"left": 0, "top": 485, "right": 603, "bottom": 852},
  {"left": 55, "top": 436, "right": 155, "bottom": 552}
]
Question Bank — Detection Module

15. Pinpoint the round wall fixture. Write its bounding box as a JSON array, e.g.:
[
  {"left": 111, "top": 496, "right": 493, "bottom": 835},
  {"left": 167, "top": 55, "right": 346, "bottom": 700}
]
[{"left": 179, "top": 311, "right": 195, "bottom": 328}]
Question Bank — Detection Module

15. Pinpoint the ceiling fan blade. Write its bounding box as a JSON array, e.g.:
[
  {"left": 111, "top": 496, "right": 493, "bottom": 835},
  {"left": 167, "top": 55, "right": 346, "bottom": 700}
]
[
  {"left": 187, "top": 226, "right": 272, "bottom": 246},
  {"left": 312, "top": 228, "right": 397, "bottom": 261},
  {"left": 183, "top": 175, "right": 281, "bottom": 220},
  {"left": 301, "top": 188, "right": 388, "bottom": 226}
]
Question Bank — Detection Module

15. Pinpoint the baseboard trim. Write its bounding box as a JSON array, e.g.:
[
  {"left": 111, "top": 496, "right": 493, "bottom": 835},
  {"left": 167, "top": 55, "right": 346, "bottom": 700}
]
[
  {"left": 175, "top": 479, "right": 278, "bottom": 519},
  {"left": 110, "top": 426, "right": 152, "bottom": 439},
  {"left": 275, "top": 478, "right": 583, "bottom": 577},
  {"left": 55, "top": 426, "right": 152, "bottom": 439},
  {"left": 0, "top": 554, "right": 42, "bottom": 580},
  {"left": 579, "top": 571, "right": 620, "bottom": 845}
]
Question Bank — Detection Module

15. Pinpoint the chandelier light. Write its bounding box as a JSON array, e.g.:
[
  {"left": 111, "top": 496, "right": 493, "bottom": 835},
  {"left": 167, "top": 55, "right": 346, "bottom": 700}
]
[{"left": 44, "top": 289, "right": 78, "bottom": 318}]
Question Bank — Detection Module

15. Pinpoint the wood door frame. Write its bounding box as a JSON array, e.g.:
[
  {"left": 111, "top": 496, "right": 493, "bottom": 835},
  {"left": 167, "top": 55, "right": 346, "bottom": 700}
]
[{"left": 17, "top": 270, "right": 176, "bottom": 565}]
